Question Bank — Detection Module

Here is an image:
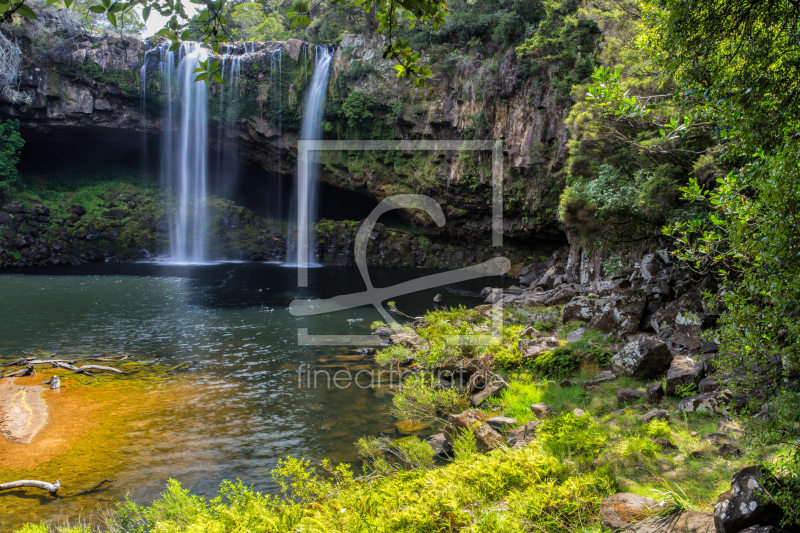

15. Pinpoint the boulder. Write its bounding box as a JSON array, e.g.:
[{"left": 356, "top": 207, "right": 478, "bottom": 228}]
[
  {"left": 665, "top": 356, "right": 705, "bottom": 396},
  {"left": 646, "top": 383, "right": 665, "bottom": 404},
  {"left": 472, "top": 422, "right": 504, "bottom": 453},
  {"left": 610, "top": 335, "right": 674, "bottom": 379},
  {"left": 566, "top": 327, "right": 586, "bottom": 342},
  {"left": 617, "top": 389, "right": 645, "bottom": 404},
  {"left": 620, "top": 511, "right": 715, "bottom": 533},
  {"left": 600, "top": 493, "right": 659, "bottom": 530},
  {"left": 714, "top": 466, "right": 785, "bottom": 533},
  {"left": 678, "top": 392, "right": 732, "bottom": 414},
  {"left": 582, "top": 370, "right": 617, "bottom": 390},
  {"left": 470, "top": 381, "right": 506, "bottom": 407},
  {"left": 737, "top": 526, "right": 787, "bottom": 533},
  {"left": 716, "top": 443, "right": 741, "bottom": 457},
  {"left": 640, "top": 409, "right": 670, "bottom": 423},
  {"left": 573, "top": 408, "right": 587, "bottom": 417},
  {"left": 650, "top": 292, "right": 705, "bottom": 334},
  {"left": 530, "top": 402, "right": 554, "bottom": 419},
  {"left": 640, "top": 253, "right": 668, "bottom": 283},
  {"left": 506, "top": 421, "right": 539, "bottom": 448},
  {"left": 1, "top": 201, "right": 24, "bottom": 214},
  {"left": 486, "top": 416, "right": 517, "bottom": 432},
  {"left": 699, "top": 376, "right": 720, "bottom": 394},
  {"left": 562, "top": 289, "right": 648, "bottom": 337},
  {"left": 68, "top": 204, "right": 87, "bottom": 216},
  {"left": 448, "top": 409, "right": 486, "bottom": 429},
  {"left": 518, "top": 337, "right": 560, "bottom": 360}
]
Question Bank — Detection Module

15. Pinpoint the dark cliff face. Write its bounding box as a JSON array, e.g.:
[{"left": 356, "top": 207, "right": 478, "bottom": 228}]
[{"left": 1, "top": 23, "right": 574, "bottom": 246}]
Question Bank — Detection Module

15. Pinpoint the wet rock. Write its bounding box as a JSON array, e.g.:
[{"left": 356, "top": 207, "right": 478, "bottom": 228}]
[
  {"left": 69, "top": 204, "right": 87, "bottom": 216},
  {"left": 530, "top": 402, "right": 554, "bottom": 419},
  {"left": 666, "top": 355, "right": 705, "bottom": 396},
  {"left": 714, "top": 466, "right": 785, "bottom": 533},
  {"left": 433, "top": 293, "right": 442, "bottom": 303},
  {"left": 678, "top": 391, "right": 732, "bottom": 414},
  {"left": 395, "top": 420, "right": 430, "bottom": 434},
  {"left": 640, "top": 409, "right": 670, "bottom": 423},
  {"left": 506, "top": 421, "right": 539, "bottom": 448},
  {"left": 486, "top": 416, "right": 517, "bottom": 432},
  {"left": 617, "top": 389, "right": 645, "bottom": 404},
  {"left": 470, "top": 380, "right": 505, "bottom": 407},
  {"left": 600, "top": 493, "right": 659, "bottom": 530},
  {"left": 518, "top": 337, "right": 560, "bottom": 360},
  {"left": 646, "top": 382, "right": 665, "bottom": 404},
  {"left": 610, "top": 335, "right": 673, "bottom": 379}
]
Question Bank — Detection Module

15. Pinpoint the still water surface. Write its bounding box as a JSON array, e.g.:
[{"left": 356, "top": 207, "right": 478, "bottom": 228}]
[{"left": 0, "top": 263, "right": 507, "bottom": 527}]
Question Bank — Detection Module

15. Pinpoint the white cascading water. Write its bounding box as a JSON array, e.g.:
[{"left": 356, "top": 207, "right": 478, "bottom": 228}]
[
  {"left": 153, "top": 43, "right": 208, "bottom": 263},
  {"left": 290, "top": 45, "right": 334, "bottom": 267}
]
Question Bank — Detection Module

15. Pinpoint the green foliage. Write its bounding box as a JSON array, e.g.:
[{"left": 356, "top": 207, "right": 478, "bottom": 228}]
[
  {"left": 516, "top": 0, "right": 602, "bottom": 99},
  {"left": 94, "top": 442, "right": 615, "bottom": 532},
  {"left": 391, "top": 374, "right": 464, "bottom": 424},
  {"left": 0, "top": 119, "right": 24, "bottom": 201},
  {"left": 673, "top": 383, "right": 697, "bottom": 399},
  {"left": 539, "top": 411, "right": 607, "bottom": 461},
  {"left": 642, "top": 419, "right": 672, "bottom": 440},
  {"left": 342, "top": 90, "right": 373, "bottom": 128},
  {"left": 530, "top": 346, "right": 578, "bottom": 376},
  {"left": 559, "top": 165, "right": 683, "bottom": 244}
]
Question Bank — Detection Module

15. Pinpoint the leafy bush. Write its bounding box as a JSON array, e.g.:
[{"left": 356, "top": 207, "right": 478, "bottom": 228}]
[
  {"left": 619, "top": 435, "right": 660, "bottom": 458},
  {"left": 539, "top": 411, "right": 607, "bottom": 461},
  {"left": 674, "top": 383, "right": 698, "bottom": 398},
  {"left": 643, "top": 419, "right": 672, "bottom": 440},
  {"left": 530, "top": 346, "right": 578, "bottom": 376}
]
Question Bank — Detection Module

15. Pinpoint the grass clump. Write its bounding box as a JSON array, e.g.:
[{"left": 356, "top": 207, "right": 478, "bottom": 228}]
[{"left": 98, "top": 445, "right": 615, "bottom": 533}]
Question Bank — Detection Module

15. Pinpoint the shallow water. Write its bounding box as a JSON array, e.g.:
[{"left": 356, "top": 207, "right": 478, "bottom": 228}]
[{"left": 0, "top": 263, "right": 508, "bottom": 528}]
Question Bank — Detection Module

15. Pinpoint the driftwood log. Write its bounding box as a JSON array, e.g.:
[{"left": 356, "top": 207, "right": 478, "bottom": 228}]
[
  {"left": 1, "top": 365, "right": 33, "bottom": 379},
  {"left": 0, "top": 480, "right": 60, "bottom": 496},
  {"left": 42, "top": 376, "right": 61, "bottom": 390}
]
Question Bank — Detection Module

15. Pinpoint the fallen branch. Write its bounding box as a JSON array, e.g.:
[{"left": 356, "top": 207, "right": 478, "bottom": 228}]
[
  {"left": 0, "top": 480, "right": 60, "bottom": 497},
  {"left": 77, "top": 365, "right": 123, "bottom": 374},
  {"left": 51, "top": 362, "right": 122, "bottom": 375},
  {"left": 52, "top": 362, "right": 80, "bottom": 372},
  {"left": 1, "top": 366, "right": 33, "bottom": 379},
  {"left": 28, "top": 360, "right": 77, "bottom": 365},
  {"left": 4, "top": 358, "right": 26, "bottom": 367}
]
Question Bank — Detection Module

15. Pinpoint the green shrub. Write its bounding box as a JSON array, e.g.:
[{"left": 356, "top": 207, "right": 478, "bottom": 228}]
[{"left": 539, "top": 411, "right": 607, "bottom": 461}]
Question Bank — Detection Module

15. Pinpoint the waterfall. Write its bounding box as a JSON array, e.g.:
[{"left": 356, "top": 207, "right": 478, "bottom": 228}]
[
  {"left": 148, "top": 43, "right": 210, "bottom": 264},
  {"left": 290, "top": 45, "right": 334, "bottom": 268}
]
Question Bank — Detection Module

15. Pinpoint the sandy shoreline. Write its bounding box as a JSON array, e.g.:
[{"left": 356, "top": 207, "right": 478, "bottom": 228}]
[{"left": 0, "top": 378, "right": 49, "bottom": 445}]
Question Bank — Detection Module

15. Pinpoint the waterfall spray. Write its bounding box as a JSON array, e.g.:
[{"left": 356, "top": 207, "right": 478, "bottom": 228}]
[{"left": 290, "top": 45, "right": 334, "bottom": 267}]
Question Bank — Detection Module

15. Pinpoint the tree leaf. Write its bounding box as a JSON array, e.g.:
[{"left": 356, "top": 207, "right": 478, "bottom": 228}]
[
  {"left": 14, "top": 3, "right": 38, "bottom": 19},
  {"left": 106, "top": 10, "right": 116, "bottom": 25}
]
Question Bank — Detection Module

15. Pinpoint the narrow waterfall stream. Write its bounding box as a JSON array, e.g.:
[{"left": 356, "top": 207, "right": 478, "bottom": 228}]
[{"left": 290, "top": 45, "right": 335, "bottom": 268}]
